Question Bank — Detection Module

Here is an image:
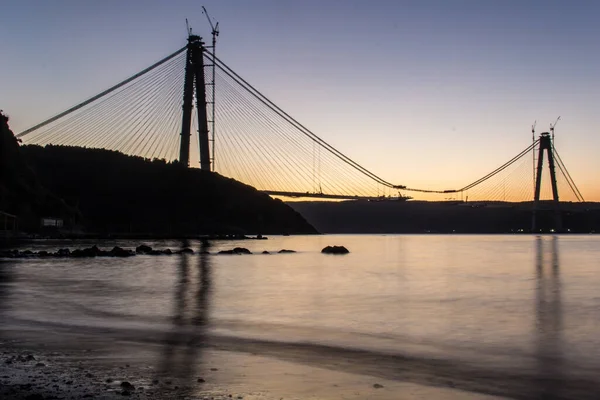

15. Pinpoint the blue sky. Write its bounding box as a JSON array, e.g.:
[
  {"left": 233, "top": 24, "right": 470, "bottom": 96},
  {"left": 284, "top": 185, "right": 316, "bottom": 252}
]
[{"left": 2, "top": 0, "right": 599, "bottom": 198}]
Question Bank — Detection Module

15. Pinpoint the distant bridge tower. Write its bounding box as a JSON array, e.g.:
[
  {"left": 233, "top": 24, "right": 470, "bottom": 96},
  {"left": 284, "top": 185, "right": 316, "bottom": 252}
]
[
  {"left": 531, "top": 132, "right": 562, "bottom": 232},
  {"left": 179, "top": 35, "right": 211, "bottom": 170}
]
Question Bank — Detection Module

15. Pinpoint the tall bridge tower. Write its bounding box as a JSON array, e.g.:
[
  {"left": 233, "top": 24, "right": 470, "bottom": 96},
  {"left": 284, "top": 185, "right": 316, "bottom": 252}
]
[
  {"left": 179, "top": 35, "right": 211, "bottom": 170},
  {"left": 532, "top": 132, "right": 561, "bottom": 232}
]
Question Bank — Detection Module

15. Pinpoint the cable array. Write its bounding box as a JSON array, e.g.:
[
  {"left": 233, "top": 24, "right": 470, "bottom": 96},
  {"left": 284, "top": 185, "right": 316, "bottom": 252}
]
[
  {"left": 20, "top": 48, "right": 187, "bottom": 162},
  {"left": 16, "top": 43, "right": 585, "bottom": 202},
  {"left": 206, "top": 50, "right": 391, "bottom": 197},
  {"left": 456, "top": 143, "right": 584, "bottom": 203}
]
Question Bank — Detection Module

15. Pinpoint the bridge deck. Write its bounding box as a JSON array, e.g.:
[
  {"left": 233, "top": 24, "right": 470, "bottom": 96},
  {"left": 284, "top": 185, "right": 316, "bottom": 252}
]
[{"left": 261, "top": 190, "right": 411, "bottom": 201}]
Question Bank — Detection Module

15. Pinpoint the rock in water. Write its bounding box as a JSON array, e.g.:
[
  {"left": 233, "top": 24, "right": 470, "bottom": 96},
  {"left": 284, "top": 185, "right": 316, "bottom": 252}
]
[
  {"left": 136, "top": 244, "right": 152, "bottom": 254},
  {"left": 120, "top": 381, "right": 135, "bottom": 391},
  {"left": 110, "top": 246, "right": 134, "bottom": 257},
  {"left": 219, "top": 247, "right": 252, "bottom": 255},
  {"left": 321, "top": 245, "right": 350, "bottom": 254},
  {"left": 57, "top": 248, "right": 71, "bottom": 256},
  {"left": 278, "top": 249, "right": 296, "bottom": 253},
  {"left": 233, "top": 247, "right": 252, "bottom": 254}
]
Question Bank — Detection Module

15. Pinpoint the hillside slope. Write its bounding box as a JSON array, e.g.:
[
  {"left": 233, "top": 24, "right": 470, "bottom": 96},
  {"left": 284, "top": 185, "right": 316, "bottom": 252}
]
[
  {"left": 0, "top": 112, "right": 73, "bottom": 229},
  {"left": 290, "top": 200, "right": 600, "bottom": 233},
  {"left": 20, "top": 144, "right": 316, "bottom": 235}
]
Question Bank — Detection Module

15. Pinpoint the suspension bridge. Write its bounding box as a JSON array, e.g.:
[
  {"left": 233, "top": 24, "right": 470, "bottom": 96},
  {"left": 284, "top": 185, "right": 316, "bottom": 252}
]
[{"left": 16, "top": 34, "right": 584, "bottom": 230}]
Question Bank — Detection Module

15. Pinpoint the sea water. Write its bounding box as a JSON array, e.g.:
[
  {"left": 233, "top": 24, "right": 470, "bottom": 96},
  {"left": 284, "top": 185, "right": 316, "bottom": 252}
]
[{"left": 1, "top": 235, "right": 599, "bottom": 399}]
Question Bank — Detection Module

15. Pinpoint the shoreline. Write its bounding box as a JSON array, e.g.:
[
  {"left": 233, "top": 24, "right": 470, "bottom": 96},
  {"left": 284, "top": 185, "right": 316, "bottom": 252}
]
[{"left": 0, "top": 325, "right": 509, "bottom": 400}]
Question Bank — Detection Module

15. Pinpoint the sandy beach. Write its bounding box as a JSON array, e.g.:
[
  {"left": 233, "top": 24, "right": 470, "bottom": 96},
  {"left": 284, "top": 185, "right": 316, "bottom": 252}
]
[{"left": 0, "top": 324, "right": 509, "bottom": 400}]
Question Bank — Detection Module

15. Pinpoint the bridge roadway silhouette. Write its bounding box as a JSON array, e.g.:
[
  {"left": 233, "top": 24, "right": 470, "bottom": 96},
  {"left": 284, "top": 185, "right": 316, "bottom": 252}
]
[{"left": 15, "top": 34, "right": 583, "bottom": 211}]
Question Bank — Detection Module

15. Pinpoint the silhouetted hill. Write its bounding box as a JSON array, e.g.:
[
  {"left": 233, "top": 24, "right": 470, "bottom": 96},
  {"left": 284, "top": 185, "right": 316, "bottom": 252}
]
[
  {"left": 17, "top": 144, "right": 316, "bottom": 235},
  {"left": 0, "top": 112, "right": 74, "bottom": 229},
  {"left": 289, "top": 200, "right": 600, "bottom": 233}
]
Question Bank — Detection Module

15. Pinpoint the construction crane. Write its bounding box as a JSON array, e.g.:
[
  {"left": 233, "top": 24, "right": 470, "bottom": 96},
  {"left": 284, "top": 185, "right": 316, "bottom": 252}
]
[
  {"left": 202, "top": 6, "right": 219, "bottom": 171},
  {"left": 202, "top": 6, "right": 219, "bottom": 46},
  {"left": 550, "top": 116, "right": 561, "bottom": 142}
]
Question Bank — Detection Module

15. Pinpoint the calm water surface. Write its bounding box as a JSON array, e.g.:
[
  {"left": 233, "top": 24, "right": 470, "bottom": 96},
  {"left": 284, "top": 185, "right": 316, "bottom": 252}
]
[{"left": 1, "top": 234, "right": 600, "bottom": 399}]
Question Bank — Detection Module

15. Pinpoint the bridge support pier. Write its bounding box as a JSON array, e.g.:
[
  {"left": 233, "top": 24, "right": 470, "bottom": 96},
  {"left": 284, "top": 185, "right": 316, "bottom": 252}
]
[
  {"left": 179, "top": 35, "right": 211, "bottom": 171},
  {"left": 531, "top": 132, "right": 562, "bottom": 232}
]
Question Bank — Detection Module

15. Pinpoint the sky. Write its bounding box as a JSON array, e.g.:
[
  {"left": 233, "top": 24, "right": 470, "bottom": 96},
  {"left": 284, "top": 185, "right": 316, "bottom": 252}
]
[{"left": 2, "top": 0, "right": 600, "bottom": 200}]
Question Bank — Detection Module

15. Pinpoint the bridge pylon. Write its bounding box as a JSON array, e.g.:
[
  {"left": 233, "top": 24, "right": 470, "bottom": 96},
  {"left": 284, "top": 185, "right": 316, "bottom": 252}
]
[
  {"left": 179, "top": 35, "right": 211, "bottom": 170},
  {"left": 531, "top": 132, "right": 562, "bottom": 232}
]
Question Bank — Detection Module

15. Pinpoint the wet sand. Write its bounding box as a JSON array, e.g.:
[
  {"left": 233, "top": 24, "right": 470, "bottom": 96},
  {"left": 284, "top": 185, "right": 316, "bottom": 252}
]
[{"left": 0, "top": 325, "right": 508, "bottom": 400}]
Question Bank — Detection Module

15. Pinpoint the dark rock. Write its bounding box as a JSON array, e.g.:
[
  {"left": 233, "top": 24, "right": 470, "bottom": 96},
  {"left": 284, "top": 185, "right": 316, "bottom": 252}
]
[
  {"left": 72, "top": 246, "right": 102, "bottom": 258},
  {"left": 120, "top": 381, "right": 135, "bottom": 391},
  {"left": 70, "top": 249, "right": 84, "bottom": 257},
  {"left": 219, "top": 247, "right": 251, "bottom": 255},
  {"left": 106, "top": 378, "right": 114, "bottom": 383},
  {"left": 35, "top": 362, "right": 46, "bottom": 367},
  {"left": 38, "top": 251, "right": 49, "bottom": 257},
  {"left": 278, "top": 249, "right": 296, "bottom": 253},
  {"left": 136, "top": 244, "right": 152, "bottom": 254},
  {"left": 162, "top": 248, "right": 172, "bottom": 255},
  {"left": 197, "top": 378, "right": 205, "bottom": 383},
  {"left": 321, "top": 245, "right": 349, "bottom": 254},
  {"left": 90, "top": 245, "right": 102, "bottom": 255},
  {"left": 57, "top": 248, "right": 71, "bottom": 256},
  {"left": 110, "top": 246, "right": 134, "bottom": 257},
  {"left": 179, "top": 248, "right": 194, "bottom": 254},
  {"left": 373, "top": 383, "right": 384, "bottom": 389},
  {"left": 210, "top": 368, "right": 219, "bottom": 371},
  {"left": 121, "top": 390, "right": 131, "bottom": 396},
  {"left": 151, "top": 379, "right": 159, "bottom": 385},
  {"left": 262, "top": 251, "right": 270, "bottom": 254}
]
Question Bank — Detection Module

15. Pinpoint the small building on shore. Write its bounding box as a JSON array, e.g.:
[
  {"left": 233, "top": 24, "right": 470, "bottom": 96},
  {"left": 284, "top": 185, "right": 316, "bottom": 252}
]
[
  {"left": 1, "top": 211, "right": 18, "bottom": 237},
  {"left": 41, "top": 217, "right": 64, "bottom": 229}
]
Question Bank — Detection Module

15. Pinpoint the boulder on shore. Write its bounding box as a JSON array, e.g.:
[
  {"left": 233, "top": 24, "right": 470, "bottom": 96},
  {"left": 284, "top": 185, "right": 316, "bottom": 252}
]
[{"left": 321, "top": 245, "right": 350, "bottom": 254}]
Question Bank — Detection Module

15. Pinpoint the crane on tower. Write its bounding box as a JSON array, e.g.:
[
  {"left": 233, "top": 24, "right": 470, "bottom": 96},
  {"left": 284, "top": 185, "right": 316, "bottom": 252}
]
[{"left": 202, "top": 6, "right": 219, "bottom": 170}]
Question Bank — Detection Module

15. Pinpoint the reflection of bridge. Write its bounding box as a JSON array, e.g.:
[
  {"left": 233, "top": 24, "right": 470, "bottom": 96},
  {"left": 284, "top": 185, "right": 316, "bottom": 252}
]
[{"left": 17, "top": 34, "right": 583, "bottom": 212}]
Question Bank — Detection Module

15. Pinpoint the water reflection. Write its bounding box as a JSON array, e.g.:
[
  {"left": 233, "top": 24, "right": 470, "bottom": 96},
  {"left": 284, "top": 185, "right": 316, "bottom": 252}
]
[
  {"left": 0, "top": 260, "right": 13, "bottom": 313},
  {"left": 157, "top": 239, "right": 212, "bottom": 393},
  {"left": 535, "top": 236, "right": 563, "bottom": 399}
]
